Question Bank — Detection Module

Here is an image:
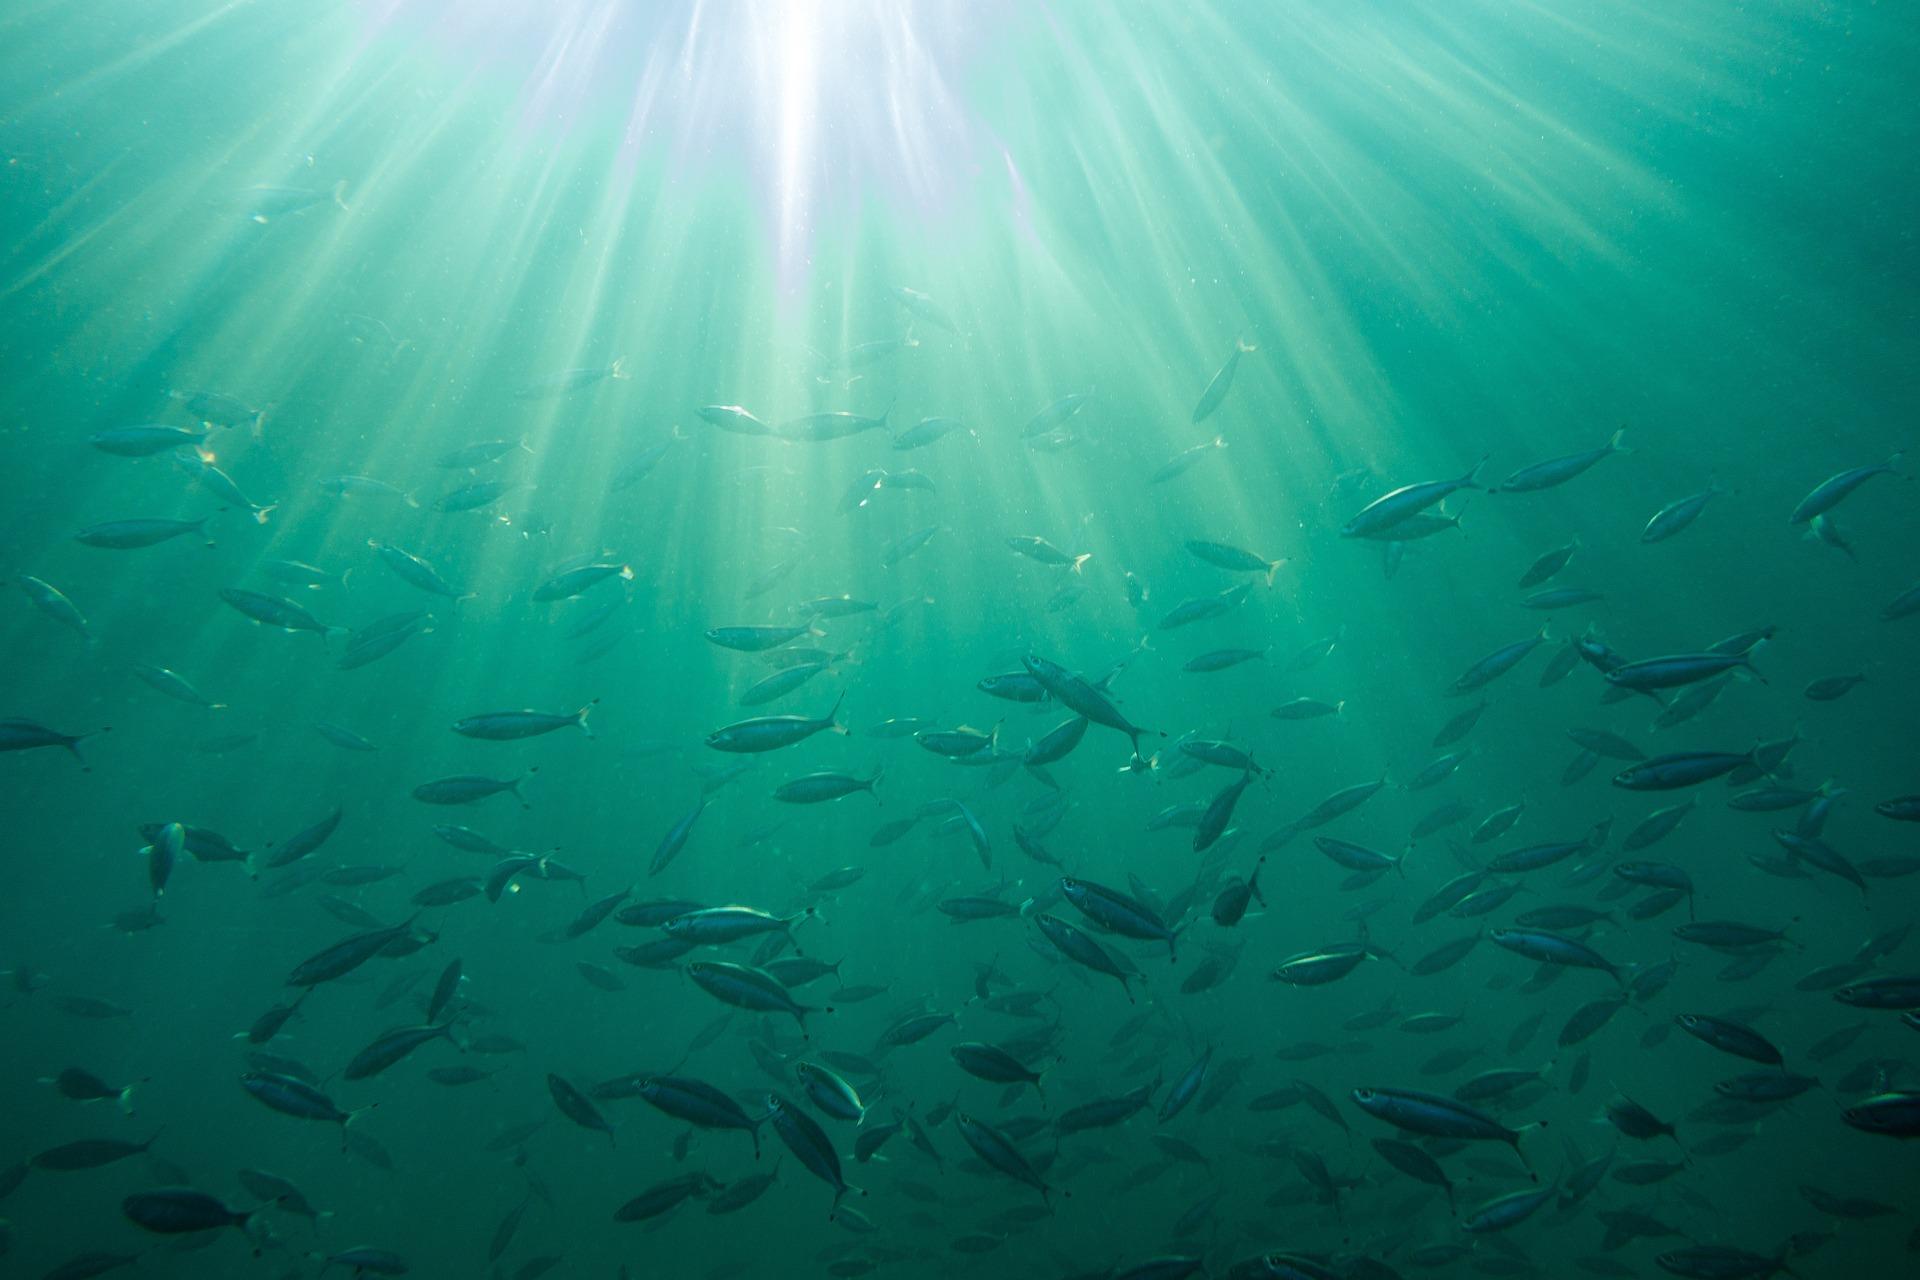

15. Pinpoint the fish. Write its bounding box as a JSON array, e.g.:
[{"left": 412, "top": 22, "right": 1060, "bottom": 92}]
[
  {"left": 121, "top": 1189, "right": 256, "bottom": 1235},
  {"left": 1185, "top": 539, "right": 1286, "bottom": 586},
  {"left": 1340, "top": 459, "right": 1486, "bottom": 538},
  {"left": 88, "top": 423, "right": 210, "bottom": 456},
  {"left": 1789, "top": 452, "right": 1904, "bottom": 524},
  {"left": 1007, "top": 535, "right": 1092, "bottom": 572},
  {"left": 954, "top": 1112, "right": 1050, "bottom": 1203},
  {"left": 411, "top": 770, "right": 536, "bottom": 806},
  {"left": 778, "top": 406, "right": 891, "bottom": 443},
  {"left": 1448, "top": 627, "right": 1550, "bottom": 695},
  {"left": 1492, "top": 428, "right": 1628, "bottom": 492},
  {"left": 513, "top": 358, "right": 629, "bottom": 399},
  {"left": 1021, "top": 653, "right": 1162, "bottom": 769},
  {"left": 1193, "top": 338, "right": 1257, "bottom": 422},
  {"left": 1643, "top": 480, "right": 1724, "bottom": 542},
  {"left": 75, "top": 517, "right": 212, "bottom": 549},
  {"left": 1151, "top": 435, "right": 1228, "bottom": 483},
  {"left": 0, "top": 718, "right": 103, "bottom": 767},
  {"left": 19, "top": 575, "right": 93, "bottom": 641},
  {"left": 452, "top": 704, "right": 595, "bottom": 740},
  {"left": 1614, "top": 750, "right": 1756, "bottom": 790}
]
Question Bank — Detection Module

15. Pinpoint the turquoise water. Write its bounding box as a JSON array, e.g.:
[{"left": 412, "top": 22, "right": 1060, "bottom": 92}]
[{"left": 3, "top": 2, "right": 1917, "bottom": 1277}]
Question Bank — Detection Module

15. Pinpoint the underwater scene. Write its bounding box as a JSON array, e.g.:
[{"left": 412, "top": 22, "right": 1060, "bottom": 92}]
[{"left": 1, "top": 2, "right": 1916, "bottom": 1277}]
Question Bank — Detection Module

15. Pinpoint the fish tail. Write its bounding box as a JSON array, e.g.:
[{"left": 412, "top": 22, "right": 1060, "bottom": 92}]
[
  {"left": 1608, "top": 426, "right": 1630, "bottom": 453},
  {"left": 329, "top": 179, "right": 350, "bottom": 211},
  {"left": 251, "top": 504, "right": 277, "bottom": 526},
  {"left": 576, "top": 701, "right": 598, "bottom": 737},
  {"left": 1462, "top": 454, "right": 1490, "bottom": 488},
  {"left": 609, "top": 356, "right": 631, "bottom": 380},
  {"left": 67, "top": 725, "right": 108, "bottom": 770},
  {"left": 1070, "top": 553, "right": 1092, "bottom": 574},
  {"left": 1265, "top": 558, "right": 1284, "bottom": 588}
]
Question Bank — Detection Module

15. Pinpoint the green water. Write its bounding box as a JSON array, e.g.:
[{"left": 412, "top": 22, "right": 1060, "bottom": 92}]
[{"left": 2, "top": 2, "right": 1916, "bottom": 1277}]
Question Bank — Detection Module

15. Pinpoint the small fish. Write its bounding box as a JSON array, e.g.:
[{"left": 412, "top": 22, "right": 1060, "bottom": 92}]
[
  {"left": 774, "top": 770, "right": 882, "bottom": 803},
  {"left": 452, "top": 704, "right": 595, "bottom": 740},
  {"left": 1007, "top": 535, "right": 1092, "bottom": 573},
  {"left": 1643, "top": 480, "right": 1724, "bottom": 542},
  {"left": 75, "top": 517, "right": 212, "bottom": 549},
  {"left": 1340, "top": 459, "right": 1485, "bottom": 538},
  {"left": 0, "top": 718, "right": 102, "bottom": 768},
  {"left": 1151, "top": 436, "right": 1228, "bottom": 483},
  {"left": 132, "top": 665, "right": 225, "bottom": 708},
  {"left": 1185, "top": 538, "right": 1285, "bottom": 586},
  {"left": 1789, "top": 452, "right": 1903, "bottom": 524},
  {"left": 1193, "top": 338, "right": 1257, "bottom": 422},
  {"left": 1493, "top": 428, "right": 1628, "bottom": 492},
  {"left": 411, "top": 770, "right": 536, "bottom": 807},
  {"left": 514, "top": 358, "right": 630, "bottom": 400},
  {"left": 697, "top": 404, "right": 778, "bottom": 436},
  {"left": 19, "top": 575, "right": 93, "bottom": 641},
  {"left": 89, "top": 423, "right": 210, "bottom": 456}
]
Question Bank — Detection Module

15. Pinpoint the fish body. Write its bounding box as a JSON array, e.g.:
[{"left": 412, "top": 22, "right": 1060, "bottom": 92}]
[
  {"left": 778, "top": 407, "right": 891, "bottom": 443},
  {"left": 1350, "top": 1087, "right": 1527, "bottom": 1149},
  {"left": 688, "top": 961, "right": 819, "bottom": 1031},
  {"left": 1059, "top": 877, "right": 1178, "bottom": 958},
  {"left": 1340, "top": 459, "right": 1485, "bottom": 538},
  {"left": 1022, "top": 653, "right": 1157, "bottom": 767},
  {"left": 89, "top": 423, "right": 209, "bottom": 456},
  {"left": 1606, "top": 651, "right": 1759, "bottom": 690},
  {"left": 19, "top": 575, "right": 92, "bottom": 641},
  {"left": 1493, "top": 428, "right": 1627, "bottom": 492},
  {"left": 697, "top": 404, "right": 777, "bottom": 436},
  {"left": 0, "top": 718, "right": 98, "bottom": 766},
  {"left": 1614, "top": 751, "right": 1755, "bottom": 790},
  {"left": 767, "top": 1091, "right": 856, "bottom": 1210},
  {"left": 1449, "top": 628, "right": 1549, "bottom": 694},
  {"left": 220, "top": 588, "right": 335, "bottom": 636},
  {"left": 1644, "top": 482, "right": 1723, "bottom": 542},
  {"left": 637, "top": 1075, "right": 762, "bottom": 1153},
  {"left": 1193, "top": 338, "right": 1256, "bottom": 422},
  {"left": 954, "top": 1112, "right": 1050, "bottom": 1202},
  {"left": 76, "top": 517, "right": 210, "bottom": 549},
  {"left": 453, "top": 706, "right": 593, "bottom": 740},
  {"left": 122, "top": 1189, "right": 255, "bottom": 1234},
  {"left": 514, "top": 359, "right": 629, "bottom": 400},
  {"left": 411, "top": 773, "right": 532, "bottom": 806},
  {"left": 1489, "top": 927, "right": 1620, "bottom": 982},
  {"left": 1789, "top": 453, "right": 1903, "bottom": 524}
]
